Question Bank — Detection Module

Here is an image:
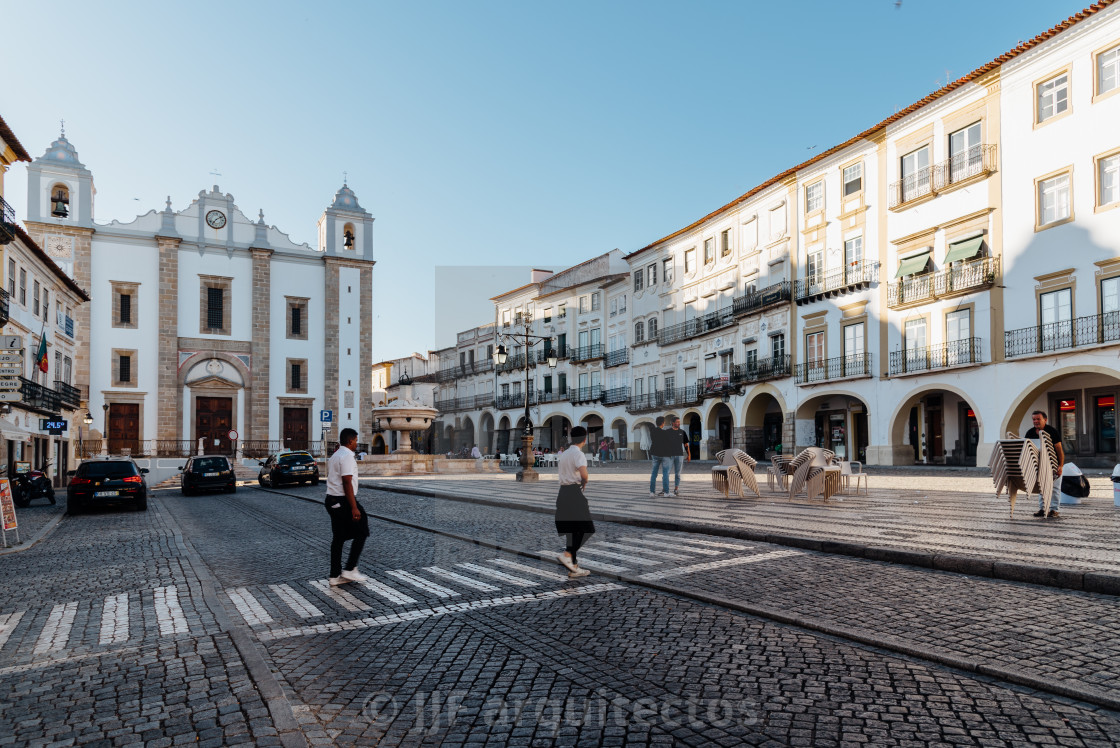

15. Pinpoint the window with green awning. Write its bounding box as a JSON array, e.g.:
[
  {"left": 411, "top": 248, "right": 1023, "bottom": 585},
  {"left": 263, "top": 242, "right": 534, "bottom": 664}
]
[
  {"left": 944, "top": 236, "right": 985, "bottom": 264},
  {"left": 895, "top": 250, "right": 931, "bottom": 279}
]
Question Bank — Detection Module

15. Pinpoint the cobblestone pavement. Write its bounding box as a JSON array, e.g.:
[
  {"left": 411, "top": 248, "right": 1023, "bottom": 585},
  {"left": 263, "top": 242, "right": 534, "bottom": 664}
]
[
  {"left": 363, "top": 464, "right": 1120, "bottom": 575},
  {"left": 0, "top": 494, "right": 65, "bottom": 554},
  {"left": 3, "top": 484, "right": 1120, "bottom": 746}
]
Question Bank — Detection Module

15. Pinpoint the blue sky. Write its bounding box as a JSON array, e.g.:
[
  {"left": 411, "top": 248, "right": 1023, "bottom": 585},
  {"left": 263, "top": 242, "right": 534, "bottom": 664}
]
[{"left": 1, "top": 0, "right": 1093, "bottom": 359}]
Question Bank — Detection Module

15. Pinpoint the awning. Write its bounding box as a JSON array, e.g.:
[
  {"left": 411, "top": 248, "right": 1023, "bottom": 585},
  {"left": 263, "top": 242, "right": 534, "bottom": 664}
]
[
  {"left": 944, "top": 237, "right": 985, "bottom": 264},
  {"left": 895, "top": 250, "right": 931, "bottom": 278}
]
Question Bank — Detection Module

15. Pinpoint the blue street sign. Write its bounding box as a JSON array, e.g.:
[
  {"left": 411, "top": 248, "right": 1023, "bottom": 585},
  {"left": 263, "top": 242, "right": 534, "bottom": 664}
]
[{"left": 320, "top": 410, "right": 333, "bottom": 423}]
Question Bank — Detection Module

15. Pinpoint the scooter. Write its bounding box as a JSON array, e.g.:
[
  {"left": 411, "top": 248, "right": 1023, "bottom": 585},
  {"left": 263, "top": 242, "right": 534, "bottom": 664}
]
[{"left": 12, "top": 469, "right": 55, "bottom": 507}]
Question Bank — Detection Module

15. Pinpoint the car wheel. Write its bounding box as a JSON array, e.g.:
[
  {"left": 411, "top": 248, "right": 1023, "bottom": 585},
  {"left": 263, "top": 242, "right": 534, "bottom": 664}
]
[
  {"left": 312, "top": 477, "right": 320, "bottom": 486},
  {"left": 68, "top": 498, "right": 83, "bottom": 515},
  {"left": 135, "top": 495, "right": 148, "bottom": 511},
  {"left": 182, "top": 485, "right": 192, "bottom": 496},
  {"left": 226, "top": 484, "right": 236, "bottom": 493}
]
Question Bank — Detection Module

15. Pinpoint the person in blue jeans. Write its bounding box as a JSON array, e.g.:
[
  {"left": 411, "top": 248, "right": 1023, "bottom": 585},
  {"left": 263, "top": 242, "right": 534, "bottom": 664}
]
[
  {"left": 648, "top": 417, "right": 671, "bottom": 496},
  {"left": 668, "top": 417, "right": 691, "bottom": 496}
]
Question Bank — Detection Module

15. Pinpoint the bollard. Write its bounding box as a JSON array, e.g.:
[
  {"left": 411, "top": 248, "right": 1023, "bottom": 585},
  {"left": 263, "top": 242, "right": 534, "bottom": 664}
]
[{"left": 1112, "top": 464, "right": 1120, "bottom": 508}]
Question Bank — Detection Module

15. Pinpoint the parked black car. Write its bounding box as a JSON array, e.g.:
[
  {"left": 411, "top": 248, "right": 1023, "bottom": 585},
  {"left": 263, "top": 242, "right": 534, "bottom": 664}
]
[
  {"left": 258, "top": 451, "right": 320, "bottom": 487},
  {"left": 67, "top": 458, "right": 149, "bottom": 513},
  {"left": 179, "top": 455, "right": 236, "bottom": 495}
]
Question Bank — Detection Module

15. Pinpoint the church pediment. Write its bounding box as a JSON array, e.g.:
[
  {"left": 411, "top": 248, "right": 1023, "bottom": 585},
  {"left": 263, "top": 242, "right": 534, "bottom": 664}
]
[
  {"left": 184, "top": 357, "right": 245, "bottom": 387},
  {"left": 188, "top": 375, "right": 241, "bottom": 390}
]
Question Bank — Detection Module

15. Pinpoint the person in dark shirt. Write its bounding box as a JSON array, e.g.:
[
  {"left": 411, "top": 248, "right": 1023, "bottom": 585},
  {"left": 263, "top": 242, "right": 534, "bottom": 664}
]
[
  {"left": 1025, "top": 410, "right": 1065, "bottom": 518},
  {"left": 668, "top": 417, "right": 691, "bottom": 496},
  {"left": 647, "top": 416, "right": 671, "bottom": 497}
]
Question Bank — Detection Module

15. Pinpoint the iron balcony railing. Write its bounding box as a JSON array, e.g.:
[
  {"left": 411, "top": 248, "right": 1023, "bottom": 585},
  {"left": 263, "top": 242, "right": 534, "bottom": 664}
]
[
  {"left": 569, "top": 344, "right": 605, "bottom": 363},
  {"left": 473, "top": 393, "right": 495, "bottom": 409},
  {"left": 436, "top": 365, "right": 462, "bottom": 383},
  {"left": 1005, "top": 311, "right": 1120, "bottom": 358},
  {"left": 0, "top": 194, "right": 17, "bottom": 245},
  {"left": 795, "top": 262, "right": 879, "bottom": 304},
  {"left": 602, "top": 386, "right": 630, "bottom": 406},
  {"left": 0, "top": 288, "right": 8, "bottom": 328},
  {"left": 730, "top": 355, "right": 791, "bottom": 386},
  {"left": 794, "top": 353, "right": 873, "bottom": 384},
  {"left": 434, "top": 398, "right": 460, "bottom": 412},
  {"left": 536, "top": 389, "right": 568, "bottom": 405},
  {"left": 604, "top": 348, "right": 629, "bottom": 368},
  {"left": 496, "top": 392, "right": 531, "bottom": 410},
  {"left": 495, "top": 352, "right": 527, "bottom": 373},
  {"left": 888, "top": 145, "right": 997, "bottom": 209},
  {"left": 156, "top": 440, "right": 197, "bottom": 458},
  {"left": 19, "top": 377, "right": 61, "bottom": 414},
  {"left": 658, "top": 306, "right": 735, "bottom": 346},
  {"left": 626, "top": 386, "right": 702, "bottom": 414},
  {"left": 732, "top": 280, "right": 792, "bottom": 317},
  {"left": 888, "top": 338, "right": 982, "bottom": 376},
  {"left": 887, "top": 257, "right": 999, "bottom": 308},
  {"left": 569, "top": 385, "right": 602, "bottom": 404},
  {"left": 54, "top": 380, "right": 81, "bottom": 409}
]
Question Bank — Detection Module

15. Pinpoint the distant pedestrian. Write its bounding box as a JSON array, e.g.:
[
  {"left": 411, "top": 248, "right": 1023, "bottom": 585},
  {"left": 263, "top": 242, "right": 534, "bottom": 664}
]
[
  {"left": 1026, "top": 410, "right": 1065, "bottom": 518},
  {"left": 599, "top": 437, "right": 611, "bottom": 464},
  {"left": 648, "top": 416, "right": 672, "bottom": 497},
  {"left": 325, "top": 428, "right": 369, "bottom": 586},
  {"left": 556, "top": 426, "right": 593, "bottom": 578},
  {"left": 668, "top": 417, "right": 690, "bottom": 496},
  {"left": 470, "top": 444, "right": 482, "bottom": 459}
]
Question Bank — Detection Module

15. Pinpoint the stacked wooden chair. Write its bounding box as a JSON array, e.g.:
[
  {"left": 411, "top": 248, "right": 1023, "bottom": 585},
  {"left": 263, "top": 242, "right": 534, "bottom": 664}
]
[
  {"left": 767, "top": 455, "right": 792, "bottom": 492},
  {"left": 988, "top": 430, "right": 1058, "bottom": 517},
  {"left": 787, "top": 447, "right": 838, "bottom": 501},
  {"left": 712, "top": 449, "right": 761, "bottom": 498}
]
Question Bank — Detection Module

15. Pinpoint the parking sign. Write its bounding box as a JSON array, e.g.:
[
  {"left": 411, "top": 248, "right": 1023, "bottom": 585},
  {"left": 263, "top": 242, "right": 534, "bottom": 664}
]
[{"left": 320, "top": 410, "right": 333, "bottom": 423}]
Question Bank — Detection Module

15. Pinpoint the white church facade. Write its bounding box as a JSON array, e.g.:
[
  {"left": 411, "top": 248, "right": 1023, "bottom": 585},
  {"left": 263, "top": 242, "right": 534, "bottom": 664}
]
[{"left": 21, "top": 133, "right": 375, "bottom": 458}]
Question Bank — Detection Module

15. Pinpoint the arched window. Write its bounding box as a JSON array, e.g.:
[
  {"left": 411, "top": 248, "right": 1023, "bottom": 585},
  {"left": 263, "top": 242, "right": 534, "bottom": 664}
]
[
  {"left": 342, "top": 222, "right": 356, "bottom": 250},
  {"left": 647, "top": 317, "right": 658, "bottom": 340},
  {"left": 50, "top": 184, "right": 70, "bottom": 218},
  {"left": 634, "top": 321, "right": 644, "bottom": 343}
]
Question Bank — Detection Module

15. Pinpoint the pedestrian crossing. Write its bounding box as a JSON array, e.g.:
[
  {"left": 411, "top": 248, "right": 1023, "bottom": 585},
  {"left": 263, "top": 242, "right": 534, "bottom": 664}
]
[{"left": 0, "top": 534, "right": 790, "bottom": 664}]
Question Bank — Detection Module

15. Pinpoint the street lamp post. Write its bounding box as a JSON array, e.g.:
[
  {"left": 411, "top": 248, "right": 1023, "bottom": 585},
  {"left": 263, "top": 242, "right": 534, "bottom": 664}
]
[{"left": 494, "top": 312, "right": 557, "bottom": 482}]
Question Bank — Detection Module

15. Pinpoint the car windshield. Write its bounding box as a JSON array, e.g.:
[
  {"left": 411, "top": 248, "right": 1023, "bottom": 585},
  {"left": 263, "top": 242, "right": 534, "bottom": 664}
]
[
  {"left": 192, "top": 458, "right": 228, "bottom": 471},
  {"left": 279, "top": 454, "right": 314, "bottom": 466},
  {"left": 79, "top": 462, "right": 139, "bottom": 478}
]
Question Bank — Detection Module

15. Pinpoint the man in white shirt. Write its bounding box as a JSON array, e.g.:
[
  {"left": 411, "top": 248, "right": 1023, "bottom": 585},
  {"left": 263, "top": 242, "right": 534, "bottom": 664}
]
[
  {"left": 325, "top": 428, "right": 369, "bottom": 586},
  {"left": 555, "top": 426, "right": 593, "bottom": 578}
]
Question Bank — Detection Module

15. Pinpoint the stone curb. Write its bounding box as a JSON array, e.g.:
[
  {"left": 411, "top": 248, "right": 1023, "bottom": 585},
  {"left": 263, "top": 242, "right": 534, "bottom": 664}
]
[
  {"left": 371, "top": 483, "right": 1120, "bottom": 597},
  {"left": 0, "top": 511, "right": 65, "bottom": 556},
  {"left": 263, "top": 486, "right": 1120, "bottom": 715}
]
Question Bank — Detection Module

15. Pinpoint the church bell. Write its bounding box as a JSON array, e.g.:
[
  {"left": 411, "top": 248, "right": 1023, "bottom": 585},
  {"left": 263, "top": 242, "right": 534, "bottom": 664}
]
[
  {"left": 51, "top": 190, "right": 70, "bottom": 218},
  {"left": 343, "top": 229, "right": 354, "bottom": 249}
]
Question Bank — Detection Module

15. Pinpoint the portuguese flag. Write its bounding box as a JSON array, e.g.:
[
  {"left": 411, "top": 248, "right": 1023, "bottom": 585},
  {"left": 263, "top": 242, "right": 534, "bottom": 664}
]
[{"left": 34, "top": 327, "right": 48, "bottom": 373}]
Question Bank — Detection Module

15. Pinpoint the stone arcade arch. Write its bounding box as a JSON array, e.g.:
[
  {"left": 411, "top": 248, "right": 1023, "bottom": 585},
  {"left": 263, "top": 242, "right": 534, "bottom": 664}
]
[
  {"left": 887, "top": 384, "right": 983, "bottom": 466},
  {"left": 496, "top": 416, "right": 512, "bottom": 456},
  {"left": 742, "top": 384, "right": 788, "bottom": 458},
  {"left": 479, "top": 412, "right": 495, "bottom": 455},
  {"left": 540, "top": 413, "right": 571, "bottom": 451},
  {"left": 794, "top": 391, "right": 869, "bottom": 462},
  {"left": 705, "top": 402, "right": 735, "bottom": 455},
  {"left": 459, "top": 415, "right": 475, "bottom": 452},
  {"left": 579, "top": 412, "right": 605, "bottom": 450}
]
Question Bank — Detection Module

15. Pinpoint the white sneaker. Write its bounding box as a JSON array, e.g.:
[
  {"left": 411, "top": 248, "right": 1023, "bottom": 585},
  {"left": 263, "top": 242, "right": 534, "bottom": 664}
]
[
  {"left": 329, "top": 576, "right": 351, "bottom": 586},
  {"left": 657, "top": 492, "right": 668, "bottom": 497},
  {"left": 341, "top": 568, "right": 368, "bottom": 583},
  {"left": 673, "top": 488, "right": 680, "bottom": 497},
  {"left": 649, "top": 491, "right": 658, "bottom": 497},
  {"left": 568, "top": 568, "right": 590, "bottom": 579},
  {"left": 557, "top": 553, "right": 578, "bottom": 573}
]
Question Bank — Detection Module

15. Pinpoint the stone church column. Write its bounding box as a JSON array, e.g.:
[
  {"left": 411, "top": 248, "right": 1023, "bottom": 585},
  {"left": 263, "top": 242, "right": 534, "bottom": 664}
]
[
  {"left": 359, "top": 265, "right": 373, "bottom": 440},
  {"left": 156, "top": 236, "right": 181, "bottom": 440},
  {"left": 323, "top": 258, "right": 341, "bottom": 443},
  {"left": 250, "top": 249, "right": 272, "bottom": 443}
]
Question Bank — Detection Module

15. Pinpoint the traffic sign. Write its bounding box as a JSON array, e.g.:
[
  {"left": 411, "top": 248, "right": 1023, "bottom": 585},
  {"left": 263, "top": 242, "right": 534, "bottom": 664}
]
[
  {"left": 0, "top": 335, "right": 22, "bottom": 349},
  {"left": 320, "top": 410, "right": 333, "bottom": 423},
  {"left": 0, "top": 367, "right": 20, "bottom": 377},
  {"left": 0, "top": 353, "right": 21, "bottom": 363},
  {"left": 227, "top": 429, "right": 238, "bottom": 441},
  {"left": 0, "top": 392, "right": 21, "bottom": 401},
  {"left": 0, "top": 380, "right": 20, "bottom": 391}
]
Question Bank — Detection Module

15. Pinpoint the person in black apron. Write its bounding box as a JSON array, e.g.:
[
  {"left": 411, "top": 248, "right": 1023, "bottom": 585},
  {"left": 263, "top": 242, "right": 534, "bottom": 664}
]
[{"left": 555, "top": 426, "right": 593, "bottom": 578}]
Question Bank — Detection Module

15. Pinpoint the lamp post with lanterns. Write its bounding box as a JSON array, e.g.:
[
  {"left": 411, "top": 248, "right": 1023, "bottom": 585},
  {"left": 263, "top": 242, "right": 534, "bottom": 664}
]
[{"left": 494, "top": 311, "right": 556, "bottom": 482}]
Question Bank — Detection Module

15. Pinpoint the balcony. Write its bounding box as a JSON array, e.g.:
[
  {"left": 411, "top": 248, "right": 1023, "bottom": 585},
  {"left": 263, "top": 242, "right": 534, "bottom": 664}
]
[
  {"left": 794, "top": 353, "right": 873, "bottom": 385},
  {"left": 436, "top": 365, "right": 463, "bottom": 383},
  {"left": 602, "top": 386, "right": 630, "bottom": 406},
  {"left": 1005, "top": 311, "right": 1120, "bottom": 359},
  {"left": 732, "top": 280, "right": 792, "bottom": 317},
  {"left": 536, "top": 389, "right": 568, "bottom": 405},
  {"left": 730, "top": 355, "right": 791, "bottom": 386},
  {"left": 888, "top": 145, "right": 998, "bottom": 210},
  {"left": 0, "top": 288, "right": 8, "bottom": 328},
  {"left": 569, "top": 385, "right": 602, "bottom": 404},
  {"left": 604, "top": 348, "right": 629, "bottom": 368},
  {"left": 795, "top": 262, "right": 879, "bottom": 305},
  {"left": 626, "top": 386, "right": 702, "bottom": 414},
  {"left": 888, "top": 338, "right": 982, "bottom": 376},
  {"left": 495, "top": 352, "right": 527, "bottom": 373},
  {"left": 0, "top": 195, "right": 17, "bottom": 246},
  {"left": 569, "top": 344, "right": 605, "bottom": 363},
  {"left": 496, "top": 392, "right": 531, "bottom": 410},
  {"left": 18, "top": 377, "right": 62, "bottom": 415},
  {"left": 54, "top": 380, "right": 81, "bottom": 410},
  {"left": 658, "top": 306, "right": 735, "bottom": 346},
  {"left": 887, "top": 257, "right": 999, "bottom": 309}
]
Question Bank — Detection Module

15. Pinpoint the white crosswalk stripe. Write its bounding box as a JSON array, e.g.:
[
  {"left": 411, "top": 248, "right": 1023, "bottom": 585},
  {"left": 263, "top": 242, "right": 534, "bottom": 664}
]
[
  {"left": 268, "top": 584, "right": 323, "bottom": 618},
  {"left": 33, "top": 602, "right": 77, "bottom": 654},
  {"left": 356, "top": 578, "right": 417, "bottom": 605},
  {"left": 423, "top": 566, "right": 501, "bottom": 592},
  {"left": 537, "top": 551, "right": 629, "bottom": 574},
  {"left": 646, "top": 533, "right": 756, "bottom": 551},
  {"left": 308, "top": 580, "right": 371, "bottom": 612},
  {"left": 228, "top": 587, "right": 274, "bottom": 625},
  {"left": 456, "top": 563, "right": 538, "bottom": 587},
  {"left": 154, "top": 586, "right": 189, "bottom": 636},
  {"left": 386, "top": 570, "right": 460, "bottom": 598},
  {"left": 590, "top": 540, "right": 695, "bottom": 561},
  {"left": 488, "top": 559, "right": 571, "bottom": 581},
  {"left": 576, "top": 546, "right": 659, "bottom": 566},
  {"left": 639, "top": 549, "right": 802, "bottom": 581},
  {"left": 99, "top": 593, "right": 130, "bottom": 645},
  {"left": 0, "top": 611, "right": 25, "bottom": 650},
  {"left": 624, "top": 537, "right": 722, "bottom": 555}
]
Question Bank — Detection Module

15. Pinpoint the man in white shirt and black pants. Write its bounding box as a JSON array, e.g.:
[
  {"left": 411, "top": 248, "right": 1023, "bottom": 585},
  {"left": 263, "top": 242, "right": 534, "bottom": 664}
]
[
  {"left": 555, "top": 426, "right": 593, "bottom": 578},
  {"left": 325, "top": 428, "right": 370, "bottom": 586}
]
